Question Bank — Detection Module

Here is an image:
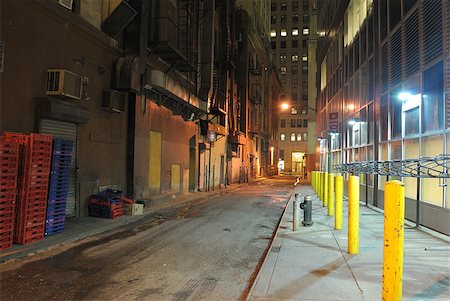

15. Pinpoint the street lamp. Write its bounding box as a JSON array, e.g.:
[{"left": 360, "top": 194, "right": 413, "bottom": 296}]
[{"left": 281, "top": 103, "right": 289, "bottom": 110}]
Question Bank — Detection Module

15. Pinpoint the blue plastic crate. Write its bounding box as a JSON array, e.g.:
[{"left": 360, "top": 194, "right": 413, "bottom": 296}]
[
  {"left": 46, "top": 215, "right": 65, "bottom": 224},
  {"left": 45, "top": 224, "right": 65, "bottom": 236}
]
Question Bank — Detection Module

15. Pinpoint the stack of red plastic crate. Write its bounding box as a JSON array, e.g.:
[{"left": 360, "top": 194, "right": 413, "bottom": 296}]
[
  {"left": 5, "top": 133, "right": 53, "bottom": 245},
  {"left": 0, "top": 135, "right": 20, "bottom": 250}
]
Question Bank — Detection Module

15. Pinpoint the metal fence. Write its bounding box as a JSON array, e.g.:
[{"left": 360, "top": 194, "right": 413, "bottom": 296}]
[{"left": 331, "top": 154, "right": 450, "bottom": 178}]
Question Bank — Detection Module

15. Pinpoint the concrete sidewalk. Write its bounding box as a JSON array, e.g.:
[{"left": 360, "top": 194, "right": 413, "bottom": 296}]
[{"left": 248, "top": 185, "right": 450, "bottom": 301}]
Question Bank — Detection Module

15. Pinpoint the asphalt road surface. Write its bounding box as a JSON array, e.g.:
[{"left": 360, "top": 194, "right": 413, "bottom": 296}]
[{"left": 0, "top": 176, "right": 295, "bottom": 301}]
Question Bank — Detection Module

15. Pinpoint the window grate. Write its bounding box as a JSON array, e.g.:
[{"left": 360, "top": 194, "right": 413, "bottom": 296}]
[
  {"left": 368, "top": 58, "right": 374, "bottom": 101},
  {"left": 389, "top": 28, "right": 402, "bottom": 86},
  {"left": 404, "top": 10, "right": 420, "bottom": 77},
  {"left": 380, "top": 43, "right": 389, "bottom": 93},
  {"left": 446, "top": 57, "right": 450, "bottom": 128},
  {"left": 422, "top": 0, "right": 443, "bottom": 65}
]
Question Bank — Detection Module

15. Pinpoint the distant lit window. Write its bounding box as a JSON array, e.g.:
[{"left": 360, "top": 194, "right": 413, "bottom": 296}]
[
  {"left": 280, "top": 54, "right": 287, "bottom": 62},
  {"left": 301, "top": 107, "right": 308, "bottom": 114},
  {"left": 292, "top": 28, "right": 299, "bottom": 36},
  {"left": 281, "top": 2, "right": 287, "bottom": 11},
  {"left": 303, "top": 27, "right": 309, "bottom": 35},
  {"left": 302, "top": 55, "right": 308, "bottom": 61},
  {"left": 280, "top": 133, "right": 286, "bottom": 141},
  {"left": 281, "top": 29, "right": 287, "bottom": 36},
  {"left": 291, "top": 133, "right": 296, "bottom": 141},
  {"left": 270, "top": 29, "right": 277, "bottom": 37},
  {"left": 292, "top": 54, "right": 299, "bottom": 62},
  {"left": 303, "top": 133, "right": 308, "bottom": 141},
  {"left": 291, "top": 107, "right": 298, "bottom": 114},
  {"left": 297, "top": 133, "right": 302, "bottom": 141},
  {"left": 280, "top": 66, "right": 287, "bottom": 74}
]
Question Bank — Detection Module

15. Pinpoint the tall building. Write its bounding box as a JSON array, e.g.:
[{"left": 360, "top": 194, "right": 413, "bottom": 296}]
[
  {"left": 270, "top": 0, "right": 317, "bottom": 178},
  {"left": 316, "top": 0, "right": 449, "bottom": 234}
]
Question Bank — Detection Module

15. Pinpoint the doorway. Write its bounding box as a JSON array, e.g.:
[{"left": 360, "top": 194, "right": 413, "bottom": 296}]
[{"left": 292, "top": 152, "right": 306, "bottom": 178}]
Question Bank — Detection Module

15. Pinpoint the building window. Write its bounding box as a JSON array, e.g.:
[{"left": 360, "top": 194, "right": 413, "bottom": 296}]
[
  {"left": 291, "top": 107, "right": 298, "bottom": 114},
  {"left": 291, "top": 133, "right": 296, "bottom": 141},
  {"left": 302, "top": 55, "right": 308, "bottom": 61},
  {"left": 270, "top": 29, "right": 277, "bottom": 37},
  {"left": 292, "top": 66, "right": 298, "bottom": 75},
  {"left": 280, "top": 41, "right": 286, "bottom": 48},
  {"left": 292, "top": 1, "right": 299, "bottom": 11},
  {"left": 291, "top": 119, "right": 296, "bottom": 127},
  {"left": 302, "top": 39, "right": 307, "bottom": 47},
  {"left": 422, "top": 61, "right": 444, "bottom": 133},
  {"left": 292, "top": 54, "right": 299, "bottom": 62},
  {"left": 303, "top": 133, "right": 308, "bottom": 141},
  {"left": 280, "top": 119, "right": 286, "bottom": 128},
  {"left": 303, "top": 119, "right": 308, "bottom": 127},
  {"left": 302, "top": 93, "right": 308, "bottom": 101},
  {"left": 292, "top": 77, "right": 298, "bottom": 88},
  {"left": 280, "top": 149, "right": 285, "bottom": 158},
  {"left": 302, "top": 62, "right": 308, "bottom": 71},
  {"left": 301, "top": 107, "right": 308, "bottom": 114},
  {"left": 281, "top": 29, "right": 287, "bottom": 37},
  {"left": 292, "top": 40, "right": 298, "bottom": 48},
  {"left": 303, "top": 0, "right": 308, "bottom": 11},
  {"left": 292, "top": 28, "right": 299, "bottom": 36},
  {"left": 281, "top": 2, "right": 287, "bottom": 11},
  {"left": 292, "top": 14, "right": 299, "bottom": 23},
  {"left": 271, "top": 41, "right": 276, "bottom": 49},
  {"left": 303, "top": 27, "right": 309, "bottom": 35},
  {"left": 271, "top": 16, "right": 277, "bottom": 24},
  {"left": 280, "top": 54, "right": 287, "bottom": 62},
  {"left": 280, "top": 133, "right": 286, "bottom": 141},
  {"left": 280, "top": 15, "right": 286, "bottom": 24},
  {"left": 291, "top": 92, "right": 298, "bottom": 101},
  {"left": 303, "top": 14, "right": 309, "bottom": 24},
  {"left": 280, "top": 66, "right": 287, "bottom": 74},
  {"left": 271, "top": 3, "right": 277, "bottom": 11},
  {"left": 297, "top": 133, "right": 302, "bottom": 141},
  {"left": 297, "top": 119, "right": 302, "bottom": 127}
]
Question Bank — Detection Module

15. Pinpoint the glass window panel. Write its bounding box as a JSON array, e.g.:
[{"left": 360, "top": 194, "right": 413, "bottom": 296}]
[
  {"left": 280, "top": 119, "right": 286, "bottom": 128},
  {"left": 280, "top": 133, "right": 286, "bottom": 141},
  {"left": 421, "top": 135, "right": 444, "bottom": 207},
  {"left": 422, "top": 61, "right": 444, "bottom": 133},
  {"left": 389, "top": 0, "right": 401, "bottom": 31},
  {"left": 291, "top": 133, "right": 296, "bottom": 141},
  {"left": 404, "top": 138, "right": 419, "bottom": 199},
  {"left": 390, "top": 88, "right": 402, "bottom": 139},
  {"left": 297, "top": 133, "right": 302, "bottom": 141}
]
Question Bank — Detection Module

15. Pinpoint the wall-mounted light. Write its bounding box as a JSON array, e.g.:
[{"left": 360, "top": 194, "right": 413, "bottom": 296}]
[
  {"left": 281, "top": 103, "right": 289, "bottom": 110},
  {"left": 347, "top": 104, "right": 355, "bottom": 110}
]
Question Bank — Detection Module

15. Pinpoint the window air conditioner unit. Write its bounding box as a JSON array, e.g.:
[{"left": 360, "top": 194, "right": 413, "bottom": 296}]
[
  {"left": 102, "top": 90, "right": 126, "bottom": 113},
  {"left": 57, "top": 0, "right": 73, "bottom": 10},
  {"left": 46, "top": 69, "right": 83, "bottom": 100}
]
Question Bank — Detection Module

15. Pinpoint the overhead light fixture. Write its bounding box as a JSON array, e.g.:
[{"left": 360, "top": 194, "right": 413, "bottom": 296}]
[
  {"left": 348, "top": 118, "right": 361, "bottom": 125},
  {"left": 398, "top": 92, "right": 411, "bottom": 101}
]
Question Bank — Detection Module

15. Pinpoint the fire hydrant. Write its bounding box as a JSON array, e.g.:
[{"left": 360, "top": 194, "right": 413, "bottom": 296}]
[{"left": 300, "top": 195, "right": 313, "bottom": 226}]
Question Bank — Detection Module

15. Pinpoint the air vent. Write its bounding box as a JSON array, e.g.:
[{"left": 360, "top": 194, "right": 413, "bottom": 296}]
[
  {"left": 422, "top": 0, "right": 443, "bottom": 65},
  {"left": 102, "top": 1, "right": 137, "bottom": 39},
  {"left": 102, "top": 90, "right": 126, "bottom": 113},
  {"left": 404, "top": 10, "right": 419, "bottom": 77},
  {"left": 57, "top": 0, "right": 73, "bottom": 10},
  {"left": 389, "top": 28, "right": 402, "bottom": 86},
  {"left": 380, "top": 43, "right": 389, "bottom": 93},
  {"left": 46, "top": 69, "right": 83, "bottom": 100}
]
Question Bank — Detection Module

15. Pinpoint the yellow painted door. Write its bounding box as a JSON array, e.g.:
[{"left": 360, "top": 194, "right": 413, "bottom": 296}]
[
  {"left": 171, "top": 164, "right": 181, "bottom": 192},
  {"left": 149, "top": 131, "right": 162, "bottom": 193}
]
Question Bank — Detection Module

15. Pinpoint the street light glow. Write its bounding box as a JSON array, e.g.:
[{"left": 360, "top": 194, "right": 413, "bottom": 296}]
[
  {"left": 398, "top": 92, "right": 411, "bottom": 101},
  {"left": 281, "top": 103, "right": 289, "bottom": 110}
]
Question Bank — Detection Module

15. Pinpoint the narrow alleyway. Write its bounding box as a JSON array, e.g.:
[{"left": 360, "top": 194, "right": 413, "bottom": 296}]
[{"left": 0, "top": 176, "right": 295, "bottom": 301}]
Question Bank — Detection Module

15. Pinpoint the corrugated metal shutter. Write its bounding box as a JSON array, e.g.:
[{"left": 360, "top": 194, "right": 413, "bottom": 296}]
[
  {"left": 39, "top": 119, "right": 77, "bottom": 217},
  {"left": 421, "top": 0, "right": 443, "bottom": 65},
  {"left": 404, "top": 9, "right": 419, "bottom": 78},
  {"left": 389, "top": 28, "right": 402, "bottom": 86}
]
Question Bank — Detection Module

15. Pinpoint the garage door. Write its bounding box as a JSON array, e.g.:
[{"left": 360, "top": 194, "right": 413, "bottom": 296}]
[{"left": 39, "top": 119, "right": 78, "bottom": 217}]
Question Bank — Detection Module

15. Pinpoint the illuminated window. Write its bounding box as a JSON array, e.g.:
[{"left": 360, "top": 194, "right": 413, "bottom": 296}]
[
  {"left": 292, "top": 54, "right": 299, "bottom": 62},
  {"left": 280, "top": 66, "right": 287, "bottom": 74},
  {"left": 291, "top": 107, "right": 298, "bottom": 114},
  {"left": 302, "top": 55, "right": 308, "bottom": 61},
  {"left": 281, "top": 29, "right": 287, "bottom": 36},
  {"left": 292, "top": 28, "right": 299, "bottom": 36},
  {"left": 280, "top": 54, "right": 287, "bottom": 62},
  {"left": 280, "top": 133, "right": 286, "bottom": 141},
  {"left": 303, "top": 133, "right": 308, "bottom": 141},
  {"left": 303, "top": 27, "right": 309, "bottom": 35},
  {"left": 297, "top": 133, "right": 302, "bottom": 141},
  {"left": 270, "top": 29, "right": 277, "bottom": 37},
  {"left": 291, "top": 133, "right": 296, "bottom": 141}
]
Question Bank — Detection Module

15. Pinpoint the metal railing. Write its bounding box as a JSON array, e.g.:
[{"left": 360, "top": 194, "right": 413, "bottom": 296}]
[{"left": 332, "top": 154, "right": 450, "bottom": 178}]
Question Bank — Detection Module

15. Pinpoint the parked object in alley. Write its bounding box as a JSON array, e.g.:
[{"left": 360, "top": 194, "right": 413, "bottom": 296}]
[
  {"left": 45, "top": 139, "right": 73, "bottom": 236},
  {"left": 4, "top": 133, "right": 53, "bottom": 245},
  {"left": 122, "top": 203, "right": 143, "bottom": 215},
  {"left": 0, "top": 135, "right": 20, "bottom": 250},
  {"left": 89, "top": 189, "right": 123, "bottom": 219}
]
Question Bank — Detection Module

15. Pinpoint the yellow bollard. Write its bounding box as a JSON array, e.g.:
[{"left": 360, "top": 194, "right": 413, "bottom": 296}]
[
  {"left": 312, "top": 171, "right": 316, "bottom": 191},
  {"left": 382, "top": 180, "right": 405, "bottom": 301},
  {"left": 328, "top": 174, "right": 335, "bottom": 216},
  {"left": 318, "top": 172, "right": 322, "bottom": 199},
  {"left": 335, "top": 175, "right": 343, "bottom": 230},
  {"left": 348, "top": 175, "right": 359, "bottom": 254},
  {"left": 323, "top": 172, "right": 329, "bottom": 207}
]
